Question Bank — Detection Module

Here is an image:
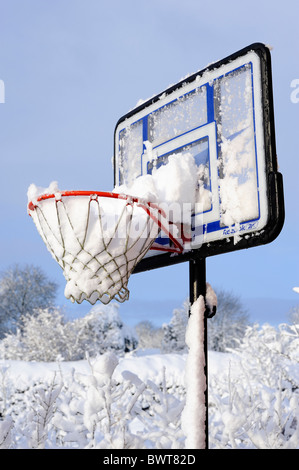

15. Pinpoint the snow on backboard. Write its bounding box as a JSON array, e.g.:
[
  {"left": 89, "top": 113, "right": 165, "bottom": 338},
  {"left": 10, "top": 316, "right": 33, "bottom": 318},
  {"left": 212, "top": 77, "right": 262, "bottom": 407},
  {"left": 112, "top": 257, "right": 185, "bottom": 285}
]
[{"left": 113, "top": 43, "right": 284, "bottom": 272}]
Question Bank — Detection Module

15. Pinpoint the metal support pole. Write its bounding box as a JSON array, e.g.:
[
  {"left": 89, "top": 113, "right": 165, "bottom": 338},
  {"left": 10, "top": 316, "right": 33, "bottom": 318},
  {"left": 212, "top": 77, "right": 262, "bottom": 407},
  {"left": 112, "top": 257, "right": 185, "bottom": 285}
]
[{"left": 189, "top": 258, "right": 209, "bottom": 449}]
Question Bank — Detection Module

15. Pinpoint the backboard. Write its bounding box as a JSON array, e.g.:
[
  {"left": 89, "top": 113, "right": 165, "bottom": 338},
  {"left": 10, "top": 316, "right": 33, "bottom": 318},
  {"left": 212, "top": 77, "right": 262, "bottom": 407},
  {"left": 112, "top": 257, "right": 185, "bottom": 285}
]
[{"left": 113, "top": 43, "right": 284, "bottom": 273}]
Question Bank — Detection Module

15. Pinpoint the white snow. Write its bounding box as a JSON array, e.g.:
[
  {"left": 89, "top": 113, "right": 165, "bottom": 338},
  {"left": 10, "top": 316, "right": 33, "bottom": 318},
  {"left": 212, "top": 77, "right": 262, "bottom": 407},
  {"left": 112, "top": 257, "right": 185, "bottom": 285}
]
[
  {"left": 217, "top": 66, "right": 260, "bottom": 231},
  {"left": 205, "top": 282, "right": 217, "bottom": 314},
  {"left": 27, "top": 181, "right": 60, "bottom": 199},
  {"left": 181, "top": 296, "right": 206, "bottom": 449},
  {"left": 2, "top": 329, "right": 299, "bottom": 449},
  {"left": 219, "top": 129, "right": 259, "bottom": 227},
  {"left": 114, "top": 150, "right": 198, "bottom": 223}
]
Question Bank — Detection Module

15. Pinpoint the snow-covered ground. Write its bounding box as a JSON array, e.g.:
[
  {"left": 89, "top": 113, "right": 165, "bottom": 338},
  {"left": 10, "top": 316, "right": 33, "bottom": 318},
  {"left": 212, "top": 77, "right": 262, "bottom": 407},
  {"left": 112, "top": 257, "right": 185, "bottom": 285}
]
[
  {"left": 0, "top": 349, "right": 236, "bottom": 389},
  {"left": 0, "top": 349, "right": 230, "bottom": 450},
  {"left": 1, "top": 320, "right": 299, "bottom": 450}
]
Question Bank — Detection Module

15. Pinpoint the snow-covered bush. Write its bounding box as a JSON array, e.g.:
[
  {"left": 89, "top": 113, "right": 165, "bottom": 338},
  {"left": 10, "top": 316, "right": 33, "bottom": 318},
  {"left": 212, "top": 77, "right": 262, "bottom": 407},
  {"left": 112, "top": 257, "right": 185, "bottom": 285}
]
[
  {"left": 71, "top": 304, "right": 137, "bottom": 358},
  {"left": 0, "top": 330, "right": 25, "bottom": 361},
  {"left": 1, "top": 322, "right": 299, "bottom": 449},
  {"left": 232, "top": 322, "right": 299, "bottom": 390},
  {"left": 209, "top": 322, "right": 299, "bottom": 449},
  {"left": 53, "top": 352, "right": 146, "bottom": 449},
  {"left": 0, "top": 308, "right": 69, "bottom": 362},
  {"left": 135, "top": 321, "right": 163, "bottom": 350},
  {"left": 54, "top": 353, "right": 185, "bottom": 449},
  {"left": 0, "top": 416, "right": 13, "bottom": 448},
  {"left": 0, "top": 304, "right": 137, "bottom": 361},
  {"left": 0, "top": 352, "right": 186, "bottom": 449}
]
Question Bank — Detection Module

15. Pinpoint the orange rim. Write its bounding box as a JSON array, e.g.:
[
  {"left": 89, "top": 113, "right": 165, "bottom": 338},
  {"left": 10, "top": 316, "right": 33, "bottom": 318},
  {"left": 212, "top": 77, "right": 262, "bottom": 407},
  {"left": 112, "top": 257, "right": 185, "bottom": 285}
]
[{"left": 28, "top": 190, "right": 184, "bottom": 253}]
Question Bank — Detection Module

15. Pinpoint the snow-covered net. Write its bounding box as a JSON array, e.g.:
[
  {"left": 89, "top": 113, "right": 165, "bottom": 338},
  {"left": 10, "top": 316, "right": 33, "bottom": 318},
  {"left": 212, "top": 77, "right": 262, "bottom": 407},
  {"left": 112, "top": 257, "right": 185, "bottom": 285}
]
[{"left": 27, "top": 189, "right": 182, "bottom": 305}]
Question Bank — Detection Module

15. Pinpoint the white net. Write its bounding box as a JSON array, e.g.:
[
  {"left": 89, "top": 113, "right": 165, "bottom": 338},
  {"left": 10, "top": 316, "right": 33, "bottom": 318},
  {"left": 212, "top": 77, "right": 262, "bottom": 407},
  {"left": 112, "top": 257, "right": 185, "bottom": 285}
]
[{"left": 28, "top": 192, "right": 170, "bottom": 305}]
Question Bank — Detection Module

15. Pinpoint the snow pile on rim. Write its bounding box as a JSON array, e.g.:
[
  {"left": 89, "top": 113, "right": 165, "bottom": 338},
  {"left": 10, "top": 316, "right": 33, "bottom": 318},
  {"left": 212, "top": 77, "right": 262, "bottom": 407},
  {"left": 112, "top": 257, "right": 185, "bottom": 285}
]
[{"left": 27, "top": 154, "right": 198, "bottom": 305}]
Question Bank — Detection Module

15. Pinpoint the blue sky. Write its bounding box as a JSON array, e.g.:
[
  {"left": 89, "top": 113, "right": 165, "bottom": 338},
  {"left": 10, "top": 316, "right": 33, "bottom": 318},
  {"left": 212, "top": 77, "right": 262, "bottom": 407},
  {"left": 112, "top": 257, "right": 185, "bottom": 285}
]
[{"left": 0, "top": 0, "right": 298, "bottom": 327}]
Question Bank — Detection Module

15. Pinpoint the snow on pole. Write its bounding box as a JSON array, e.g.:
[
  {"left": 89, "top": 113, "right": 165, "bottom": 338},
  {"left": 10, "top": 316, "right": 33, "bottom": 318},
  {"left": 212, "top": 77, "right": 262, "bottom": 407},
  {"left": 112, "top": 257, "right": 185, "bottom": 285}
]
[{"left": 181, "top": 295, "right": 206, "bottom": 449}]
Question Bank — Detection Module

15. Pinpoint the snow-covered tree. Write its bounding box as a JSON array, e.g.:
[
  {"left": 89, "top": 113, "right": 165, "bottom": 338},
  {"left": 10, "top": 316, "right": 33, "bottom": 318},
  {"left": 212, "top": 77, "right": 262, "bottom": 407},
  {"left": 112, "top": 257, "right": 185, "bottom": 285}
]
[
  {"left": 0, "top": 303, "right": 137, "bottom": 361},
  {"left": 0, "top": 307, "right": 71, "bottom": 361},
  {"left": 161, "top": 290, "right": 248, "bottom": 353},
  {"left": 135, "top": 321, "right": 163, "bottom": 350},
  {"left": 0, "top": 264, "right": 57, "bottom": 337},
  {"left": 71, "top": 304, "right": 138, "bottom": 358},
  {"left": 208, "top": 290, "right": 249, "bottom": 352},
  {"left": 20, "top": 308, "right": 71, "bottom": 362},
  {"left": 162, "top": 300, "right": 189, "bottom": 353},
  {"left": 288, "top": 305, "right": 299, "bottom": 325}
]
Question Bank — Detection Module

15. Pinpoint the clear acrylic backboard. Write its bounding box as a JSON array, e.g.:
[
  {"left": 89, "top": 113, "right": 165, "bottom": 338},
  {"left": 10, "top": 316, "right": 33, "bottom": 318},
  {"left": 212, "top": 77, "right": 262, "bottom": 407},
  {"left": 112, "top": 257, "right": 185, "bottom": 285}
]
[{"left": 113, "top": 43, "right": 284, "bottom": 272}]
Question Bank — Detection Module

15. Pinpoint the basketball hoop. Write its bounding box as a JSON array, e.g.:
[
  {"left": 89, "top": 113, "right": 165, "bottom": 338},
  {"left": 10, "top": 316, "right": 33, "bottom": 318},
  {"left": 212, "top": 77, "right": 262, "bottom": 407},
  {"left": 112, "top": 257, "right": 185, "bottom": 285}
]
[{"left": 28, "top": 190, "right": 184, "bottom": 305}]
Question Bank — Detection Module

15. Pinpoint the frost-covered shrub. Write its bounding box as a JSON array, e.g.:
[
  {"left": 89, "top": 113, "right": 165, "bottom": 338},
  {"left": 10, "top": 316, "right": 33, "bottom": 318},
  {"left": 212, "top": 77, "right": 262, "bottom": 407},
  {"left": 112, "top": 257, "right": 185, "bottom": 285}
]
[
  {"left": 70, "top": 304, "right": 138, "bottom": 358},
  {"left": 53, "top": 353, "right": 185, "bottom": 449},
  {"left": 135, "top": 321, "right": 163, "bottom": 350},
  {"left": 0, "top": 308, "right": 68, "bottom": 362},
  {"left": 232, "top": 323, "right": 299, "bottom": 390},
  {"left": 0, "top": 352, "right": 186, "bottom": 449},
  {"left": 1, "top": 322, "right": 299, "bottom": 449},
  {"left": 0, "top": 304, "right": 137, "bottom": 361},
  {"left": 0, "top": 330, "right": 25, "bottom": 361},
  {"left": 53, "top": 352, "right": 142, "bottom": 449},
  {"left": 0, "top": 416, "right": 13, "bottom": 448},
  {"left": 209, "top": 323, "right": 299, "bottom": 449}
]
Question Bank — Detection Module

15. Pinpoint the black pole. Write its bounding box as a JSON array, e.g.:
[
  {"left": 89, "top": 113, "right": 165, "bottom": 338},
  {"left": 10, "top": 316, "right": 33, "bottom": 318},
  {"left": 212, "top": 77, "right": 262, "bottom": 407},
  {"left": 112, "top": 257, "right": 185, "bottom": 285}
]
[{"left": 189, "top": 258, "right": 209, "bottom": 449}]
